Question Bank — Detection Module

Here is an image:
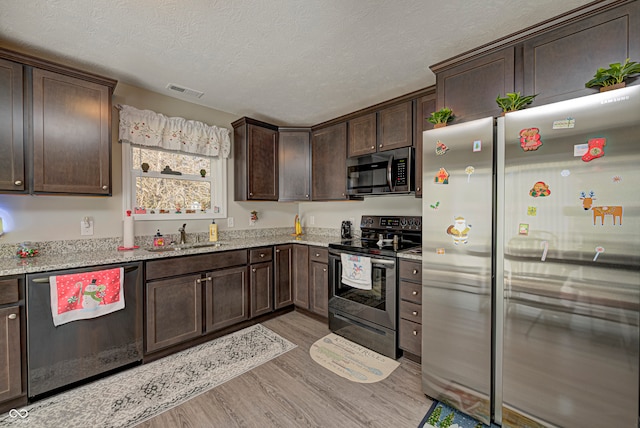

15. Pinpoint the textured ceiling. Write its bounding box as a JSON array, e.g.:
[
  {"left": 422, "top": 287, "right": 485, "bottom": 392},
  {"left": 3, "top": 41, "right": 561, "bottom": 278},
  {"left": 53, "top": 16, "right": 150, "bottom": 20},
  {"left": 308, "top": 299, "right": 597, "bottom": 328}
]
[{"left": 1, "top": 0, "right": 595, "bottom": 126}]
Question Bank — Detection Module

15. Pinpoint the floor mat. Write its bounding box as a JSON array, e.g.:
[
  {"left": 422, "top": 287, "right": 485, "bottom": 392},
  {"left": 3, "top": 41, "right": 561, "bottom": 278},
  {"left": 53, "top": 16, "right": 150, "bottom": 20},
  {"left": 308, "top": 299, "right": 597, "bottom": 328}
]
[{"left": 419, "top": 401, "right": 501, "bottom": 428}]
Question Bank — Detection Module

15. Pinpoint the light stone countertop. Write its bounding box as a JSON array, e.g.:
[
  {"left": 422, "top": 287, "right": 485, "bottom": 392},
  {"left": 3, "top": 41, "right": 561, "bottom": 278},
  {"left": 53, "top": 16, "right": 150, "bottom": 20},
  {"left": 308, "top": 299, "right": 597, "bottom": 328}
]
[{"left": 0, "top": 234, "right": 338, "bottom": 277}]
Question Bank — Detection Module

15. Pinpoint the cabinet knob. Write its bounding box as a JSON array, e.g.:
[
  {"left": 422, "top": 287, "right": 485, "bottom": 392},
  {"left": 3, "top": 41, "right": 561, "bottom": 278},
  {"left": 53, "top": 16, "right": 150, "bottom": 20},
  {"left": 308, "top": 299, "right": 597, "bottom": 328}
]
[
  {"left": 412, "top": 330, "right": 418, "bottom": 336},
  {"left": 416, "top": 187, "right": 420, "bottom": 192},
  {"left": 260, "top": 253, "right": 265, "bottom": 258},
  {"left": 379, "top": 144, "right": 383, "bottom": 148},
  {"left": 323, "top": 268, "right": 327, "bottom": 272},
  {"left": 412, "top": 291, "right": 418, "bottom": 296},
  {"left": 305, "top": 194, "right": 309, "bottom": 198},
  {"left": 8, "top": 314, "right": 17, "bottom": 320},
  {"left": 412, "top": 311, "right": 418, "bottom": 316},
  {"left": 249, "top": 192, "right": 253, "bottom": 196},
  {"left": 315, "top": 253, "right": 320, "bottom": 257},
  {"left": 204, "top": 277, "right": 212, "bottom": 281},
  {"left": 102, "top": 185, "right": 108, "bottom": 190},
  {"left": 14, "top": 180, "right": 22, "bottom": 186},
  {"left": 412, "top": 269, "right": 419, "bottom": 275},
  {"left": 370, "top": 145, "right": 375, "bottom": 150},
  {"left": 276, "top": 249, "right": 280, "bottom": 253},
  {"left": 252, "top": 268, "right": 256, "bottom": 272}
]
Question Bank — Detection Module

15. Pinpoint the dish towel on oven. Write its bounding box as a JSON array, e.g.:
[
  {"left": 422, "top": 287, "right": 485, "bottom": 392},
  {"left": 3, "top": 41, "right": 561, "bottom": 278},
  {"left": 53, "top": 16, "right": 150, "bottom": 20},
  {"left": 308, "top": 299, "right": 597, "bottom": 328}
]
[
  {"left": 50, "top": 267, "right": 125, "bottom": 326},
  {"left": 341, "top": 253, "right": 372, "bottom": 290}
]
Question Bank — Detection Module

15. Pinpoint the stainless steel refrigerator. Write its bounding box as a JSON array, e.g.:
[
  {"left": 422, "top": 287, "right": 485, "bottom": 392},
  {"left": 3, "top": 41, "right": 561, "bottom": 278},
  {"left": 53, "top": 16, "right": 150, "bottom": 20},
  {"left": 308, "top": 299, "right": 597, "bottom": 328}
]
[{"left": 421, "top": 85, "right": 640, "bottom": 427}]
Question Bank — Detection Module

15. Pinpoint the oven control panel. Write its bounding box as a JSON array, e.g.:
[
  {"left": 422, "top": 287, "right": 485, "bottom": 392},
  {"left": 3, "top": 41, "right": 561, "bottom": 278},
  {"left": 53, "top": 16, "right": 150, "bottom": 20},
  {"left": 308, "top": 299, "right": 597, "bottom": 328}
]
[{"left": 360, "top": 216, "right": 422, "bottom": 231}]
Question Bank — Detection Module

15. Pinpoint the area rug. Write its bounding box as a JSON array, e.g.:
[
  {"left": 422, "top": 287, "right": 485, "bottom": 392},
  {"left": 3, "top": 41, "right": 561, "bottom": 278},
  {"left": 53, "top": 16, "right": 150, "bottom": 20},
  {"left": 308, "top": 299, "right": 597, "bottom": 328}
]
[
  {"left": 0, "top": 324, "right": 296, "bottom": 428},
  {"left": 309, "top": 333, "right": 399, "bottom": 383},
  {"left": 419, "top": 401, "right": 500, "bottom": 428}
]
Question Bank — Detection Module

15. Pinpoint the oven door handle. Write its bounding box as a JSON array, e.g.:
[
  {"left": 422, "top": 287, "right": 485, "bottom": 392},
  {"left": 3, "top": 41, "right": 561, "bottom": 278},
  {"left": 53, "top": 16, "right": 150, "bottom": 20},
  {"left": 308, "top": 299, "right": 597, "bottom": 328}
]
[
  {"left": 387, "top": 154, "right": 395, "bottom": 192},
  {"left": 371, "top": 259, "right": 395, "bottom": 266}
]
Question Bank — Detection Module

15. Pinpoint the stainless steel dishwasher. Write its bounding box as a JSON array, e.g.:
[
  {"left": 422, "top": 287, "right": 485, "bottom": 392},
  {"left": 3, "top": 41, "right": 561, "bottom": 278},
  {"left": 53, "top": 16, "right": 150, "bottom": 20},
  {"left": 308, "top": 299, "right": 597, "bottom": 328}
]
[{"left": 26, "top": 262, "right": 143, "bottom": 398}]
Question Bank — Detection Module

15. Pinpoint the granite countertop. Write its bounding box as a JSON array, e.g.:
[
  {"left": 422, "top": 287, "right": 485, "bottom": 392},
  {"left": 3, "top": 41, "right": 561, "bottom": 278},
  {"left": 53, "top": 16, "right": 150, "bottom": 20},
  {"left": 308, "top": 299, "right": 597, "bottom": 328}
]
[{"left": 0, "top": 234, "right": 338, "bottom": 277}]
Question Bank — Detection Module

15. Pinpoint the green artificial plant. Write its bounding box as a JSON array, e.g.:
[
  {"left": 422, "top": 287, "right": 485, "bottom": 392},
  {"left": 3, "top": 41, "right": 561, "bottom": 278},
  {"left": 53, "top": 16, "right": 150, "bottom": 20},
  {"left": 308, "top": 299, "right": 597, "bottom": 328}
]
[
  {"left": 427, "top": 107, "right": 454, "bottom": 125},
  {"left": 585, "top": 58, "right": 640, "bottom": 89},
  {"left": 495, "top": 92, "right": 538, "bottom": 113}
]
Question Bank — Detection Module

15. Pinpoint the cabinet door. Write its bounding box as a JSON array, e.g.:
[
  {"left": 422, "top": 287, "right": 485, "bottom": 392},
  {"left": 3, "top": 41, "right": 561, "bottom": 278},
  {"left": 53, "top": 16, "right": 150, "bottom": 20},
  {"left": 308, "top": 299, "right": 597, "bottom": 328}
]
[
  {"left": 204, "top": 266, "right": 248, "bottom": 332},
  {"left": 274, "top": 245, "right": 294, "bottom": 309},
  {"left": 309, "top": 260, "right": 328, "bottom": 317},
  {"left": 0, "top": 306, "right": 22, "bottom": 403},
  {"left": 414, "top": 92, "right": 436, "bottom": 198},
  {"left": 250, "top": 262, "right": 273, "bottom": 318},
  {"left": 293, "top": 244, "right": 310, "bottom": 309},
  {"left": 145, "top": 274, "right": 202, "bottom": 353},
  {"left": 523, "top": 2, "right": 640, "bottom": 106},
  {"left": 278, "top": 129, "right": 311, "bottom": 201},
  {"left": 378, "top": 101, "right": 412, "bottom": 152},
  {"left": 248, "top": 124, "right": 278, "bottom": 200},
  {"left": 348, "top": 113, "right": 377, "bottom": 157},
  {"left": 0, "top": 58, "right": 25, "bottom": 193},
  {"left": 32, "top": 68, "right": 111, "bottom": 195},
  {"left": 311, "top": 122, "right": 348, "bottom": 200},
  {"left": 435, "top": 46, "right": 515, "bottom": 124}
]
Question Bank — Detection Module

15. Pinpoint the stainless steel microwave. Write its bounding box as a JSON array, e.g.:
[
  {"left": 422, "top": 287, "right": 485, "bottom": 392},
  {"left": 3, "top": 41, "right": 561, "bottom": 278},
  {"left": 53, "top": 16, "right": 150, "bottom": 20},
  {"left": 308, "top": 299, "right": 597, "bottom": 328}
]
[{"left": 346, "top": 147, "right": 414, "bottom": 196}]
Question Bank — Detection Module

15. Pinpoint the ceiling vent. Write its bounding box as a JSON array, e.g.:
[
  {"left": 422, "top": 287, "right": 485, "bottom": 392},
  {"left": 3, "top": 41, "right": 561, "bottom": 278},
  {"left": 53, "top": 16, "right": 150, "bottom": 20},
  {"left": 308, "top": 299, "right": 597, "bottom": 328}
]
[{"left": 166, "top": 83, "right": 204, "bottom": 99}]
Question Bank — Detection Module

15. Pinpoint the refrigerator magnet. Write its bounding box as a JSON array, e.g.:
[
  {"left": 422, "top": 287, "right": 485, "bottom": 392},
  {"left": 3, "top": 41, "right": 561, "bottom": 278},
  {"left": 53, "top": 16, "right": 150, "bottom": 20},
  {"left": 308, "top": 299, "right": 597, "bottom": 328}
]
[
  {"left": 561, "top": 169, "right": 571, "bottom": 177},
  {"left": 465, "top": 166, "right": 475, "bottom": 182},
  {"left": 434, "top": 168, "right": 449, "bottom": 184},
  {"left": 530, "top": 181, "right": 550, "bottom": 197},
  {"left": 519, "top": 128, "right": 542, "bottom": 151},
  {"left": 435, "top": 140, "right": 449, "bottom": 155},
  {"left": 573, "top": 143, "right": 588, "bottom": 157},
  {"left": 612, "top": 175, "right": 622, "bottom": 183},
  {"left": 472, "top": 140, "right": 482, "bottom": 152},
  {"left": 446, "top": 217, "right": 471, "bottom": 245},
  {"left": 436, "top": 248, "right": 445, "bottom": 255},
  {"left": 582, "top": 138, "right": 606, "bottom": 162},
  {"left": 429, "top": 201, "right": 440, "bottom": 210},
  {"left": 552, "top": 118, "right": 575, "bottom": 129},
  {"left": 541, "top": 241, "right": 549, "bottom": 261},
  {"left": 527, "top": 206, "right": 537, "bottom": 216},
  {"left": 593, "top": 246, "right": 605, "bottom": 261},
  {"left": 518, "top": 223, "right": 529, "bottom": 236}
]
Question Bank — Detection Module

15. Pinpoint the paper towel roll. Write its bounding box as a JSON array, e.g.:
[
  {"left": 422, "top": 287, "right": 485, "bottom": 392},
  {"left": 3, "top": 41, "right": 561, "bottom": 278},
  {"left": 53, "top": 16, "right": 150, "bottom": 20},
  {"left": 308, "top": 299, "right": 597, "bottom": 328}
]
[{"left": 123, "top": 211, "right": 135, "bottom": 248}]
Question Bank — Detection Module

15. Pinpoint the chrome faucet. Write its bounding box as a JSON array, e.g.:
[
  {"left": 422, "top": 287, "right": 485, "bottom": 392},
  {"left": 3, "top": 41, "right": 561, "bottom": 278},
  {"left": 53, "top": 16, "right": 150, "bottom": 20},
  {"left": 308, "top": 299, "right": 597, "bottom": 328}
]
[{"left": 179, "top": 223, "right": 187, "bottom": 244}]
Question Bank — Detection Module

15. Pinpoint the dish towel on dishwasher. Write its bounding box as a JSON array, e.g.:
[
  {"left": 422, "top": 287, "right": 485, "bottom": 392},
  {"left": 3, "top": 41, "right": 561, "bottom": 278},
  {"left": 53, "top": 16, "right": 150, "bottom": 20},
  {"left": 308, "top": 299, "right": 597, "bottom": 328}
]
[
  {"left": 341, "top": 253, "right": 372, "bottom": 290},
  {"left": 50, "top": 267, "right": 125, "bottom": 326}
]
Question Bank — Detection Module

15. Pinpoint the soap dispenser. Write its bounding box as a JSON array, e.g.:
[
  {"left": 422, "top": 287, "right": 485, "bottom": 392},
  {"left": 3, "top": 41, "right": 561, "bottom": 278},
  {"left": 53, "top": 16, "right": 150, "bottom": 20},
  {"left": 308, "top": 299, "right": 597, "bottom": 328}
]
[
  {"left": 153, "top": 229, "right": 165, "bottom": 247},
  {"left": 209, "top": 219, "right": 218, "bottom": 242}
]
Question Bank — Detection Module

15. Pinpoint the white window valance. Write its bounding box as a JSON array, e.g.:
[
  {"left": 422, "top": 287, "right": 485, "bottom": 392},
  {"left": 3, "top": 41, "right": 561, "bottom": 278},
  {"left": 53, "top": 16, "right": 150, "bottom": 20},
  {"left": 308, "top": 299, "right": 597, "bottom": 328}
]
[{"left": 117, "top": 104, "right": 231, "bottom": 158}]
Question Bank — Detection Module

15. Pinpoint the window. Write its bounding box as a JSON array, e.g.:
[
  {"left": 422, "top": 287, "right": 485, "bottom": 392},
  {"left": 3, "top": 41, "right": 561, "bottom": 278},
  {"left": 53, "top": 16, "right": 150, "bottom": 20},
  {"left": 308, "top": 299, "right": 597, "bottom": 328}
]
[{"left": 122, "top": 142, "right": 226, "bottom": 221}]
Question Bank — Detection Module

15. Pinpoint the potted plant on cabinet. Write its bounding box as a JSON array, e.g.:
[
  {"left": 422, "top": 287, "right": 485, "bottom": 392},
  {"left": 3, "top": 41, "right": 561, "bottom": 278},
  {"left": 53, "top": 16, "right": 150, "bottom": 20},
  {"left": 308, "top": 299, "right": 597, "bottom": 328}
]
[
  {"left": 427, "top": 107, "right": 454, "bottom": 128},
  {"left": 585, "top": 58, "right": 640, "bottom": 92},
  {"left": 495, "top": 92, "right": 538, "bottom": 114}
]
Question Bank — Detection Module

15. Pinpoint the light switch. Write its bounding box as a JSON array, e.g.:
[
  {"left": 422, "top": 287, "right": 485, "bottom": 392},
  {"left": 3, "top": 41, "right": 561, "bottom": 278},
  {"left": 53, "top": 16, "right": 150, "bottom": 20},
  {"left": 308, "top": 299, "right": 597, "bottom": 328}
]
[
  {"left": 227, "top": 217, "right": 234, "bottom": 228},
  {"left": 81, "top": 219, "right": 94, "bottom": 235}
]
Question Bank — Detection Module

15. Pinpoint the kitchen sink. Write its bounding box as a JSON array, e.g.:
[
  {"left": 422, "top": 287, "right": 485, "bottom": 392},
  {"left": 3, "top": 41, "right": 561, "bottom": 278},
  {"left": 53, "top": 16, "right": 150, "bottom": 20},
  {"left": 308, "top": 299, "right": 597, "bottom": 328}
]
[{"left": 146, "top": 242, "right": 226, "bottom": 252}]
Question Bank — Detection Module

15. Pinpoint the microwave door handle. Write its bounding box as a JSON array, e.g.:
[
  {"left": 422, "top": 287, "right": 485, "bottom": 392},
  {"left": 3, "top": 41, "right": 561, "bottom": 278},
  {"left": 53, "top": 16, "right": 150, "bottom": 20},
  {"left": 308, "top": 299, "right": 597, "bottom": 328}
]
[{"left": 387, "top": 155, "right": 395, "bottom": 191}]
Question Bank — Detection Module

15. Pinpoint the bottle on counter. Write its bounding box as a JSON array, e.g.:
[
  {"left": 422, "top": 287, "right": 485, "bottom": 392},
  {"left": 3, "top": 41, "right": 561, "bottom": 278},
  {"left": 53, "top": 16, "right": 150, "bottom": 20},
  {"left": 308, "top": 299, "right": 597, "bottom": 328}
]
[
  {"left": 153, "top": 230, "right": 165, "bottom": 247},
  {"left": 209, "top": 219, "right": 218, "bottom": 242}
]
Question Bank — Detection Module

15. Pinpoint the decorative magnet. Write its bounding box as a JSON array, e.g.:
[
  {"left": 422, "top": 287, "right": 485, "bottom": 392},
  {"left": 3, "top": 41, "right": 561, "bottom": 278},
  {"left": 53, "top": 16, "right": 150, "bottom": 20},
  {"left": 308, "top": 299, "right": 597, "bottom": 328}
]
[
  {"left": 552, "top": 118, "right": 575, "bottom": 129},
  {"left": 541, "top": 241, "right": 548, "bottom": 261},
  {"left": 593, "top": 246, "right": 604, "bottom": 261},
  {"left": 530, "top": 181, "right": 550, "bottom": 197},
  {"left": 429, "top": 201, "right": 440, "bottom": 210},
  {"left": 612, "top": 175, "right": 622, "bottom": 183},
  {"left": 435, "top": 140, "right": 449, "bottom": 155},
  {"left": 519, "top": 128, "right": 542, "bottom": 151},
  {"left": 561, "top": 169, "right": 571, "bottom": 177},
  {"left": 446, "top": 217, "right": 471, "bottom": 245},
  {"left": 592, "top": 205, "right": 623, "bottom": 225},
  {"left": 527, "top": 206, "right": 537, "bottom": 216},
  {"left": 582, "top": 138, "right": 606, "bottom": 162},
  {"left": 579, "top": 191, "right": 596, "bottom": 210},
  {"left": 473, "top": 140, "right": 482, "bottom": 152},
  {"left": 434, "top": 168, "right": 449, "bottom": 184},
  {"left": 465, "top": 166, "right": 475, "bottom": 183},
  {"left": 519, "top": 223, "right": 529, "bottom": 236},
  {"left": 573, "top": 143, "right": 588, "bottom": 157},
  {"left": 436, "top": 248, "right": 445, "bottom": 255}
]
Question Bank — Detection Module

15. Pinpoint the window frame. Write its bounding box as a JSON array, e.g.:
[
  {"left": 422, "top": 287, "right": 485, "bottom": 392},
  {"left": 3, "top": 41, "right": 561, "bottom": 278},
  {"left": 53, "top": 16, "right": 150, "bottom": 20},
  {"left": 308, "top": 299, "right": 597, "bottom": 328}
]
[{"left": 121, "top": 141, "right": 227, "bottom": 221}]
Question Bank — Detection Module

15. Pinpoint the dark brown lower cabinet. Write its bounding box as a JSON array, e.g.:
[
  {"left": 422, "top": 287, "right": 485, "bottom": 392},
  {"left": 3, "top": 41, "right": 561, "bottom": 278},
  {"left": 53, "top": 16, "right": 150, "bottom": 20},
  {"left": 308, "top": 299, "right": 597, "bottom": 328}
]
[
  {"left": 204, "top": 266, "right": 248, "bottom": 332},
  {"left": 293, "top": 244, "right": 310, "bottom": 308},
  {"left": 398, "top": 259, "right": 422, "bottom": 359},
  {"left": 145, "top": 274, "right": 203, "bottom": 353},
  {"left": 0, "top": 305, "right": 22, "bottom": 404},
  {"left": 250, "top": 262, "right": 272, "bottom": 318},
  {"left": 308, "top": 247, "right": 329, "bottom": 317},
  {"left": 274, "top": 245, "right": 294, "bottom": 309}
]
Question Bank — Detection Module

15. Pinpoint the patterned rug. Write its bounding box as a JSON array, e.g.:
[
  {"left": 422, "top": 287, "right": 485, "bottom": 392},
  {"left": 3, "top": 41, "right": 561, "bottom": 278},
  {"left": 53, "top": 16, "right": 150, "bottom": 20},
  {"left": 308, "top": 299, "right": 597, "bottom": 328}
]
[
  {"left": 309, "top": 333, "right": 399, "bottom": 383},
  {"left": 0, "top": 324, "right": 295, "bottom": 428},
  {"left": 419, "top": 401, "right": 501, "bottom": 428}
]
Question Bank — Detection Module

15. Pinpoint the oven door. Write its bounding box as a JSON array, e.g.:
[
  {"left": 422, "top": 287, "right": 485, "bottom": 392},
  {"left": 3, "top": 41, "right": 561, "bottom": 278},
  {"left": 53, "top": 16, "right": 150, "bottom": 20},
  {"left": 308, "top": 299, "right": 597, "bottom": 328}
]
[{"left": 328, "top": 249, "right": 396, "bottom": 330}]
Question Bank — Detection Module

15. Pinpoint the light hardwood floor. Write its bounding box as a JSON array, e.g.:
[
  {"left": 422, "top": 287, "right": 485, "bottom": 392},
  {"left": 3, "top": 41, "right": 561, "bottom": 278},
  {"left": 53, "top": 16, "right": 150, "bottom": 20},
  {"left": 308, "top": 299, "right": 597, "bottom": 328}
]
[{"left": 138, "top": 310, "right": 432, "bottom": 427}]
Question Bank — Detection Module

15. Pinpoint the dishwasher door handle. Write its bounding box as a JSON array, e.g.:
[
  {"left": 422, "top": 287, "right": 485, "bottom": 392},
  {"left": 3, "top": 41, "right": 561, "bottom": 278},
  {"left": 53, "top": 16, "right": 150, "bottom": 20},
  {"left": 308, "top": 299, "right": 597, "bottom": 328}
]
[{"left": 31, "top": 265, "right": 139, "bottom": 284}]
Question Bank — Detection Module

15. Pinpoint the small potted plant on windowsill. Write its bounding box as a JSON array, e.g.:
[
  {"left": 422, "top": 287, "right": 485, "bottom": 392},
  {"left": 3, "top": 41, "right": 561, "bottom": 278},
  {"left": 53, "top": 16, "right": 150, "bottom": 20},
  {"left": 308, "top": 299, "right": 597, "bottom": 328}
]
[
  {"left": 428, "top": 107, "right": 454, "bottom": 128},
  {"left": 496, "top": 92, "right": 538, "bottom": 115},
  {"left": 585, "top": 58, "right": 640, "bottom": 92}
]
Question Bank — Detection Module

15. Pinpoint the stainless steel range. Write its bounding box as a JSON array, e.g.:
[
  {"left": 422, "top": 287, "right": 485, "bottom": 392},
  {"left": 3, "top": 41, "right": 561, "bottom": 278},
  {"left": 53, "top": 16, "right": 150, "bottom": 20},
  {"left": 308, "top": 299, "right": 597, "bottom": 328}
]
[{"left": 328, "top": 215, "right": 421, "bottom": 359}]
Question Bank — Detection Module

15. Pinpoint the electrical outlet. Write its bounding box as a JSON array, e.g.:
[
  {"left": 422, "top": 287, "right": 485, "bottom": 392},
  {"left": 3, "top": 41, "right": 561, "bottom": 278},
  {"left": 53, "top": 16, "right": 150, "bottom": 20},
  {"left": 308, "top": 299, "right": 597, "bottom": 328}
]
[
  {"left": 81, "top": 218, "right": 94, "bottom": 236},
  {"left": 227, "top": 217, "right": 234, "bottom": 228},
  {"left": 310, "top": 216, "right": 315, "bottom": 225}
]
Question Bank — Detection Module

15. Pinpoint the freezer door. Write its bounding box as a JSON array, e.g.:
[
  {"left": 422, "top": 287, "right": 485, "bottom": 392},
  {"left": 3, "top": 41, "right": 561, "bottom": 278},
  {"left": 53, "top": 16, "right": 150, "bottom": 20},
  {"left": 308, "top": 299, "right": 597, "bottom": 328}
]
[
  {"left": 500, "top": 86, "right": 640, "bottom": 427},
  {"left": 421, "top": 117, "right": 494, "bottom": 425}
]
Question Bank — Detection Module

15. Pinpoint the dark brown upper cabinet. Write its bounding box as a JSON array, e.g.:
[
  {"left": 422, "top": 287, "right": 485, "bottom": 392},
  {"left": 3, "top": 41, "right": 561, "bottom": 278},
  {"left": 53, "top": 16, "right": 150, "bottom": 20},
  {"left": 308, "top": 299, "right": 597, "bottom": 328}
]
[
  {"left": 233, "top": 117, "right": 279, "bottom": 201},
  {"left": 278, "top": 127, "right": 311, "bottom": 202},
  {"left": 522, "top": 1, "right": 640, "bottom": 107},
  {"left": 311, "top": 122, "right": 348, "bottom": 201},
  {"left": 0, "top": 48, "right": 116, "bottom": 196},
  {"left": 347, "top": 113, "right": 377, "bottom": 157},
  {"left": 377, "top": 101, "right": 413, "bottom": 152},
  {"left": 432, "top": 47, "right": 515, "bottom": 124},
  {"left": 0, "top": 58, "right": 24, "bottom": 193},
  {"left": 414, "top": 90, "right": 436, "bottom": 198}
]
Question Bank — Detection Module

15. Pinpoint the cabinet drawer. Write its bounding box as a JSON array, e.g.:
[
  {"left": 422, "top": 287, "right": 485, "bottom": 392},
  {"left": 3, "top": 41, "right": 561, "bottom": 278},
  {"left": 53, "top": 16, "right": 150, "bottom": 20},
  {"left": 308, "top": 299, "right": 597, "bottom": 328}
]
[
  {"left": 309, "top": 247, "right": 328, "bottom": 264},
  {"left": 399, "top": 300, "right": 422, "bottom": 323},
  {"left": 399, "top": 260, "right": 421, "bottom": 282},
  {"left": 146, "top": 250, "right": 247, "bottom": 280},
  {"left": 250, "top": 247, "right": 273, "bottom": 263},
  {"left": 399, "top": 281, "right": 421, "bottom": 304},
  {"left": 399, "top": 318, "right": 421, "bottom": 356},
  {"left": 0, "top": 279, "right": 19, "bottom": 305}
]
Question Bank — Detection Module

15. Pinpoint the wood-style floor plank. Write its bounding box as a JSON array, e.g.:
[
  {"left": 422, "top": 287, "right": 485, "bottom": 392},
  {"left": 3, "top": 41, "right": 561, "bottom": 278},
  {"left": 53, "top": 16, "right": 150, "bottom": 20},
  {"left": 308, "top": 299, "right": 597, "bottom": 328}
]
[{"left": 137, "top": 310, "right": 432, "bottom": 427}]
